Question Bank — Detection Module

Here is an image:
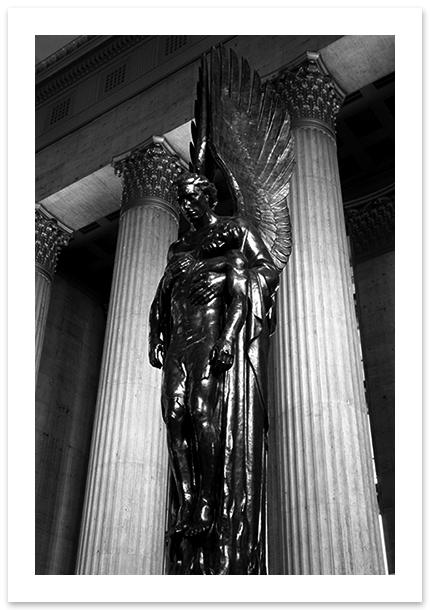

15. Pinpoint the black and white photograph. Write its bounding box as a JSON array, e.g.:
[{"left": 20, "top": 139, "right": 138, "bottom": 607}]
[{"left": 7, "top": 3, "right": 422, "bottom": 604}]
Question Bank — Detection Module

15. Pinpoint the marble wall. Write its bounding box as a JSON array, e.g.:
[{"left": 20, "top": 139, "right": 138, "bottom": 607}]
[{"left": 35, "top": 275, "right": 106, "bottom": 574}]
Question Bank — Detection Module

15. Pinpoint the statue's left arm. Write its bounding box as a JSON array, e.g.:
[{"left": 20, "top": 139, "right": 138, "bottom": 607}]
[
  {"left": 240, "top": 219, "right": 280, "bottom": 306},
  {"left": 210, "top": 248, "right": 249, "bottom": 374},
  {"left": 210, "top": 220, "right": 280, "bottom": 374}
]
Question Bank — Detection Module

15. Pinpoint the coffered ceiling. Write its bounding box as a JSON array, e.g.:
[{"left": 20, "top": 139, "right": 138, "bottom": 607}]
[{"left": 337, "top": 72, "right": 394, "bottom": 200}]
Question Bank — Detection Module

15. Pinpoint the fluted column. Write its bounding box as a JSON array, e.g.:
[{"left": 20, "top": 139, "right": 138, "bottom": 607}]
[
  {"left": 35, "top": 205, "right": 72, "bottom": 381},
  {"left": 75, "top": 141, "right": 182, "bottom": 575},
  {"left": 267, "top": 53, "right": 385, "bottom": 574}
]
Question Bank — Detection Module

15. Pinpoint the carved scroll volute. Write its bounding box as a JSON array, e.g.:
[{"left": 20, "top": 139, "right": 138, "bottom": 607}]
[{"left": 35, "top": 206, "right": 72, "bottom": 281}]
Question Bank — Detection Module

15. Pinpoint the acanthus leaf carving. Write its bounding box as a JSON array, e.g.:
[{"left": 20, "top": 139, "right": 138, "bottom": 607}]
[
  {"left": 35, "top": 207, "right": 72, "bottom": 278},
  {"left": 272, "top": 52, "right": 344, "bottom": 135},
  {"left": 114, "top": 142, "right": 183, "bottom": 209},
  {"left": 345, "top": 192, "right": 395, "bottom": 258}
]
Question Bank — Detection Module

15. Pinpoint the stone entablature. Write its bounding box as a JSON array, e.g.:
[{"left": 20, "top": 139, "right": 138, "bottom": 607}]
[
  {"left": 36, "top": 35, "right": 145, "bottom": 102},
  {"left": 35, "top": 35, "right": 231, "bottom": 152}
]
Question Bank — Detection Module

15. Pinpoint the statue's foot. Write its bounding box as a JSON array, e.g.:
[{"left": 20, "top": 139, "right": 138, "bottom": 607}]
[
  {"left": 167, "top": 501, "right": 194, "bottom": 538},
  {"left": 186, "top": 498, "right": 214, "bottom": 538}
]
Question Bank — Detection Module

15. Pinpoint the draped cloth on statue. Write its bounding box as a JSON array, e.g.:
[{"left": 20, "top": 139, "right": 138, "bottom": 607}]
[{"left": 167, "top": 266, "right": 274, "bottom": 575}]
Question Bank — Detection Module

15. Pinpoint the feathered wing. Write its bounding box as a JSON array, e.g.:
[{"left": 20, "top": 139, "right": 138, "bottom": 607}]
[{"left": 191, "top": 45, "right": 295, "bottom": 271}]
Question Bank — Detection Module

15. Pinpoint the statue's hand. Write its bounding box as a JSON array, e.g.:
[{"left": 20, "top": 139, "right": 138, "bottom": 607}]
[
  {"left": 189, "top": 272, "right": 226, "bottom": 305},
  {"left": 210, "top": 336, "right": 234, "bottom": 375},
  {"left": 170, "top": 254, "right": 194, "bottom": 277},
  {"left": 194, "top": 256, "right": 225, "bottom": 273},
  {"left": 149, "top": 338, "right": 164, "bottom": 369},
  {"left": 163, "top": 254, "right": 193, "bottom": 291}
]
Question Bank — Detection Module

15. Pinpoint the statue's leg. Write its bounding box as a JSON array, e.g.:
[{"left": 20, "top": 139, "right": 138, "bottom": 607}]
[
  {"left": 162, "top": 350, "right": 195, "bottom": 536},
  {"left": 187, "top": 362, "right": 220, "bottom": 537}
]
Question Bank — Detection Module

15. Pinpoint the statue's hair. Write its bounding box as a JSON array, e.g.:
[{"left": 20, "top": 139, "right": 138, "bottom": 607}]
[{"left": 174, "top": 172, "right": 218, "bottom": 209}]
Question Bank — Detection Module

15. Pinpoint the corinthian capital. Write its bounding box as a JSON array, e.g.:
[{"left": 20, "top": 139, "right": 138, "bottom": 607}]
[
  {"left": 35, "top": 206, "right": 72, "bottom": 280},
  {"left": 113, "top": 141, "right": 183, "bottom": 217},
  {"left": 272, "top": 52, "right": 345, "bottom": 135},
  {"left": 345, "top": 189, "right": 395, "bottom": 260}
]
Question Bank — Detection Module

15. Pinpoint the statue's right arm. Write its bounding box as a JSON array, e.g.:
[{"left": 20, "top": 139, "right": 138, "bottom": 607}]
[
  {"left": 149, "top": 242, "right": 185, "bottom": 368},
  {"left": 148, "top": 277, "right": 166, "bottom": 369}
]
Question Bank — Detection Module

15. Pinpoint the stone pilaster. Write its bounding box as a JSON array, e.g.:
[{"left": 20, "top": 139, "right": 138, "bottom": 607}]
[
  {"left": 345, "top": 188, "right": 395, "bottom": 574},
  {"left": 75, "top": 141, "right": 182, "bottom": 575},
  {"left": 267, "top": 53, "right": 386, "bottom": 574},
  {"left": 35, "top": 205, "right": 71, "bottom": 380}
]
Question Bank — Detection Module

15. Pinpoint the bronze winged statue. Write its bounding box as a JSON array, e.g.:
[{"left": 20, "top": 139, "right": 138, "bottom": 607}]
[{"left": 149, "top": 45, "right": 295, "bottom": 574}]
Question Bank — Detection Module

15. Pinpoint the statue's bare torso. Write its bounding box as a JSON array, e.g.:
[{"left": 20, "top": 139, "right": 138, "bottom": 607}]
[{"left": 168, "top": 223, "right": 225, "bottom": 341}]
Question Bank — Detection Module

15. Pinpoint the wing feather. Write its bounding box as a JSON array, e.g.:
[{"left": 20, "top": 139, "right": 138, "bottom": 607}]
[
  {"left": 193, "top": 46, "right": 295, "bottom": 270},
  {"left": 239, "top": 58, "right": 252, "bottom": 111}
]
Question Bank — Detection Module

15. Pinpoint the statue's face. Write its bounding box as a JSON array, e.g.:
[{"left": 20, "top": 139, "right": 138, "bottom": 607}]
[{"left": 178, "top": 185, "right": 209, "bottom": 223}]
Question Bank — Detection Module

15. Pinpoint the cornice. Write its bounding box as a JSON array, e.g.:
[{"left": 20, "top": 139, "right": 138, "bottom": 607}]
[
  {"left": 343, "top": 184, "right": 395, "bottom": 211},
  {"left": 35, "top": 36, "right": 98, "bottom": 77},
  {"left": 36, "top": 35, "right": 148, "bottom": 107}
]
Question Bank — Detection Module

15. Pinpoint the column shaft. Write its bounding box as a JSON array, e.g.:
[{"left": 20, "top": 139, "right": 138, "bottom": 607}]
[
  {"left": 268, "top": 55, "right": 385, "bottom": 574},
  {"left": 35, "top": 269, "right": 52, "bottom": 377},
  {"left": 76, "top": 143, "right": 181, "bottom": 575}
]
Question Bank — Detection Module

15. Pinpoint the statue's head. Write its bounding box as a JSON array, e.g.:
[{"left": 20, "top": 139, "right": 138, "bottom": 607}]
[{"left": 174, "top": 172, "right": 218, "bottom": 210}]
